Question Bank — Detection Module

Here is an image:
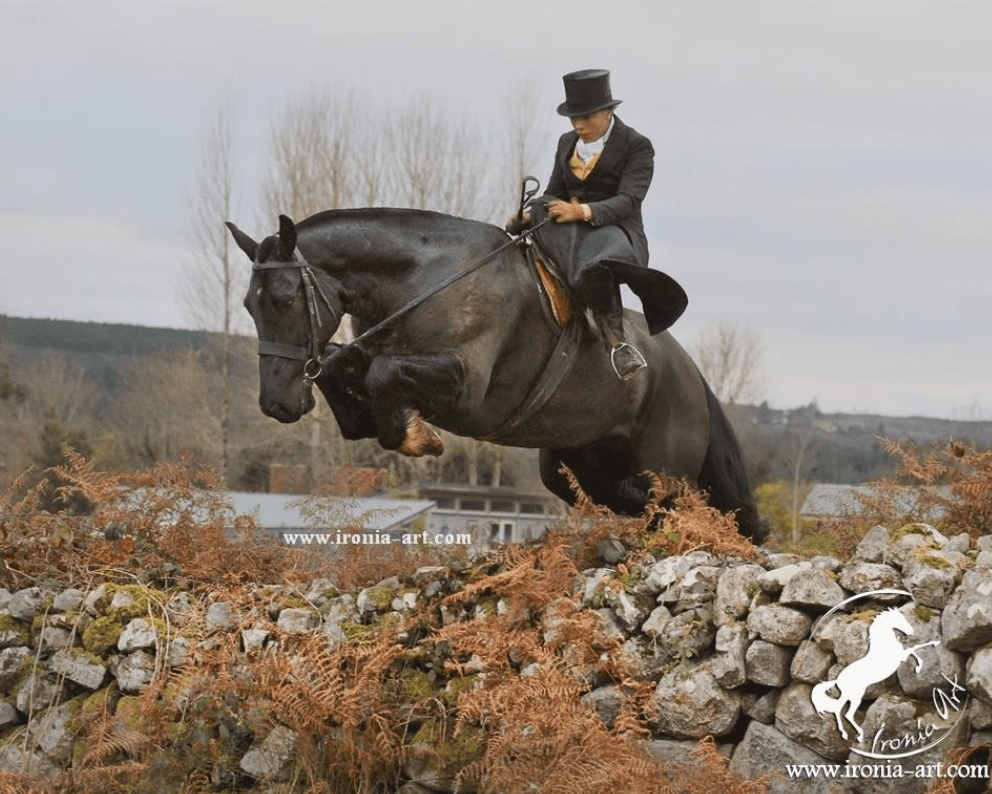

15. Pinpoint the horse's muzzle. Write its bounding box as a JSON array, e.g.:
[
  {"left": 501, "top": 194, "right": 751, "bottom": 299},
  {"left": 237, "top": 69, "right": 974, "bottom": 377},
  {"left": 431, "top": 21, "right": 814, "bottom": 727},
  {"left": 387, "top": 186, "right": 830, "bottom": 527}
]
[{"left": 262, "top": 387, "right": 315, "bottom": 423}]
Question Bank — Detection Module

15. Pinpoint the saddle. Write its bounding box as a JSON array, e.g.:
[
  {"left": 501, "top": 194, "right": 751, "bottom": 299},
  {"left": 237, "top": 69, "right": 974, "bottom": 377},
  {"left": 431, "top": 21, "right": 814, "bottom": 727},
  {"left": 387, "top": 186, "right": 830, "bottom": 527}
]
[{"left": 516, "top": 236, "right": 574, "bottom": 329}]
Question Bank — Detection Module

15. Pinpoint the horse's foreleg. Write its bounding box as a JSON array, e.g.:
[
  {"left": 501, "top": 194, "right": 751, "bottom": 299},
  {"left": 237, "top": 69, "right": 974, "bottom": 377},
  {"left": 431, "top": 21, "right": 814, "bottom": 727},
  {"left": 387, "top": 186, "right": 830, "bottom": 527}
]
[
  {"left": 905, "top": 640, "right": 940, "bottom": 672},
  {"left": 365, "top": 353, "right": 465, "bottom": 457}
]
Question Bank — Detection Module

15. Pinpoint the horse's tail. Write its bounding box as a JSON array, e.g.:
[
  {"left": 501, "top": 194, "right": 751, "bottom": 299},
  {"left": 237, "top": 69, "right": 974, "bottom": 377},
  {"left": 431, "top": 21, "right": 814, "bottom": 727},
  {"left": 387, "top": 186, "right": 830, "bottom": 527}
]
[
  {"left": 810, "top": 680, "right": 842, "bottom": 716},
  {"left": 698, "top": 379, "right": 767, "bottom": 543}
]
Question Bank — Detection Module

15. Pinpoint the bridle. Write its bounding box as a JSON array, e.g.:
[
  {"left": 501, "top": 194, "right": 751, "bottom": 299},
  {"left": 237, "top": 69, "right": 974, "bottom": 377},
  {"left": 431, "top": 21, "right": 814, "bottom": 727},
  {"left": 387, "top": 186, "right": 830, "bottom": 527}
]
[{"left": 252, "top": 248, "right": 339, "bottom": 382}]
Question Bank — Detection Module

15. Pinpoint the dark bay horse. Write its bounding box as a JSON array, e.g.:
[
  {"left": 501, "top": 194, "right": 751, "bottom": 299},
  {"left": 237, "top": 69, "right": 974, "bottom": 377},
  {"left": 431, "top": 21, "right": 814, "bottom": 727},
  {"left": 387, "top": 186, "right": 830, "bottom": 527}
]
[{"left": 226, "top": 209, "right": 765, "bottom": 542}]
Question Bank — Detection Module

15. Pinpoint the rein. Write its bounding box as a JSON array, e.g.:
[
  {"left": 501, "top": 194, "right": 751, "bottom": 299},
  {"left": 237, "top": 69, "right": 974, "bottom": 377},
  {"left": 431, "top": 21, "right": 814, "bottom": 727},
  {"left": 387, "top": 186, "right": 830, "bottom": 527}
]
[
  {"left": 350, "top": 216, "right": 550, "bottom": 346},
  {"left": 252, "top": 249, "right": 339, "bottom": 381}
]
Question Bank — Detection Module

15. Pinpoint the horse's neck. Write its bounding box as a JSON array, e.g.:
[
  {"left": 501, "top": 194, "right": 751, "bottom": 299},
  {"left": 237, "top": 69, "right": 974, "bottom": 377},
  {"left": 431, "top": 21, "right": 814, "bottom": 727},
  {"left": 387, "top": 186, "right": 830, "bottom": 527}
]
[
  {"left": 866, "top": 625, "right": 902, "bottom": 655},
  {"left": 302, "top": 211, "right": 484, "bottom": 317}
]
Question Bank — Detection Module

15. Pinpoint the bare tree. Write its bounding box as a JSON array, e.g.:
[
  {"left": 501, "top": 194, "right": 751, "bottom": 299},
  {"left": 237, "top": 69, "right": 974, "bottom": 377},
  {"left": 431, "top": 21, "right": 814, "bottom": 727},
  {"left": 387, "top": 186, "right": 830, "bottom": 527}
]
[
  {"left": 181, "top": 100, "right": 244, "bottom": 485},
  {"left": 692, "top": 321, "right": 765, "bottom": 406},
  {"left": 499, "top": 79, "right": 553, "bottom": 216},
  {"left": 260, "top": 88, "right": 379, "bottom": 221}
]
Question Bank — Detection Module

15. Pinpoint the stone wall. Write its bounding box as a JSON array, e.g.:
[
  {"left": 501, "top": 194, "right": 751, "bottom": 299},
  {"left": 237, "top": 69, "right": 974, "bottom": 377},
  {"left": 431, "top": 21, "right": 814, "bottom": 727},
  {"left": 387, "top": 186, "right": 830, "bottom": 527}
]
[{"left": 1, "top": 522, "right": 991, "bottom": 793}]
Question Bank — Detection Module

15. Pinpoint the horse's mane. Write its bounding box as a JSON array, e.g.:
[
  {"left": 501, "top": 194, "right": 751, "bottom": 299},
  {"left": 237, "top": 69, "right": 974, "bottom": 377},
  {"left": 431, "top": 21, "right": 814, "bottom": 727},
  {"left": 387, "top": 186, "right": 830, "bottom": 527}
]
[{"left": 296, "top": 207, "right": 499, "bottom": 236}]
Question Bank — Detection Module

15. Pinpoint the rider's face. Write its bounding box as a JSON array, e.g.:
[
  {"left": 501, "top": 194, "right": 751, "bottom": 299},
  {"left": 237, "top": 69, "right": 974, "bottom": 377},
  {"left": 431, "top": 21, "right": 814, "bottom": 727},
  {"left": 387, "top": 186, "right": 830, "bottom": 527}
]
[{"left": 570, "top": 109, "right": 613, "bottom": 143}]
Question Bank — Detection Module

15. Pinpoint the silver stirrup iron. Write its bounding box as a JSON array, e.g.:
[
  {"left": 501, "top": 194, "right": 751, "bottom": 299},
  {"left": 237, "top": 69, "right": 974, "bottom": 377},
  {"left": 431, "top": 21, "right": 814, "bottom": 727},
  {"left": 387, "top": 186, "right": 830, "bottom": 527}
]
[{"left": 610, "top": 343, "right": 647, "bottom": 380}]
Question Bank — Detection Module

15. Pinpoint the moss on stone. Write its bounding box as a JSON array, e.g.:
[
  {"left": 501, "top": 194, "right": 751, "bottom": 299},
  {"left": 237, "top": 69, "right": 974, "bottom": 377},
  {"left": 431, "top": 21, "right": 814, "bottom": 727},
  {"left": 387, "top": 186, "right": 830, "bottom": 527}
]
[
  {"left": 0, "top": 614, "right": 30, "bottom": 646},
  {"left": 82, "top": 616, "right": 123, "bottom": 656},
  {"left": 410, "top": 718, "right": 484, "bottom": 772},
  {"left": 367, "top": 585, "right": 394, "bottom": 611},
  {"left": 917, "top": 551, "right": 953, "bottom": 570}
]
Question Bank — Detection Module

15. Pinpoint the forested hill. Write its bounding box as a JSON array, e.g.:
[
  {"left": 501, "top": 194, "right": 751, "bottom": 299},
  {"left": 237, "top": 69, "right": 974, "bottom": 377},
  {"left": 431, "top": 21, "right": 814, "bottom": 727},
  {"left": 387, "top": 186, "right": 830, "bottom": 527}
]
[
  {"left": 3, "top": 315, "right": 215, "bottom": 361},
  {"left": 1, "top": 315, "right": 224, "bottom": 387}
]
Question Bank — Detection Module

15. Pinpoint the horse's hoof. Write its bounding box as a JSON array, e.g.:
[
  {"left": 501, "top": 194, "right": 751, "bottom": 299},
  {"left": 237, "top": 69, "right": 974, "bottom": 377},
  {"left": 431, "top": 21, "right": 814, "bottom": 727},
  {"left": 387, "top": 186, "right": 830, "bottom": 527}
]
[{"left": 398, "top": 411, "right": 444, "bottom": 457}]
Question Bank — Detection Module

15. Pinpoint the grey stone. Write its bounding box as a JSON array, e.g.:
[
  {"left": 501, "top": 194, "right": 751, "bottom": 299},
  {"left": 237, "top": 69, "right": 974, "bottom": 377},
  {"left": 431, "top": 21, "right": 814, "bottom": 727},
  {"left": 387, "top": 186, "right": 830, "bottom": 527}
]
[
  {"left": 852, "top": 525, "right": 891, "bottom": 563},
  {"left": 941, "top": 570, "right": 992, "bottom": 651},
  {"left": 0, "top": 744, "right": 60, "bottom": 779},
  {"left": 166, "top": 636, "right": 191, "bottom": 668},
  {"left": 15, "top": 673, "right": 61, "bottom": 716},
  {"left": 577, "top": 568, "right": 613, "bottom": 607},
  {"left": 730, "top": 720, "right": 838, "bottom": 794},
  {"left": 26, "top": 699, "right": 77, "bottom": 763},
  {"left": 50, "top": 650, "right": 107, "bottom": 690},
  {"left": 241, "top": 628, "right": 270, "bottom": 654},
  {"left": 779, "top": 568, "right": 847, "bottom": 611},
  {"left": 206, "top": 601, "right": 237, "bottom": 632},
  {"left": 109, "top": 589, "right": 135, "bottom": 612},
  {"left": 743, "top": 689, "right": 780, "bottom": 724},
  {"left": 902, "top": 552, "right": 963, "bottom": 609},
  {"left": 830, "top": 616, "right": 869, "bottom": 667},
  {"left": 712, "top": 622, "right": 748, "bottom": 688},
  {"left": 51, "top": 588, "right": 84, "bottom": 613},
  {"left": 651, "top": 661, "right": 740, "bottom": 738},
  {"left": 118, "top": 618, "right": 158, "bottom": 651},
  {"left": 115, "top": 650, "right": 155, "bottom": 694},
  {"left": 83, "top": 584, "right": 107, "bottom": 616},
  {"left": 239, "top": 725, "right": 298, "bottom": 779},
  {"left": 747, "top": 605, "right": 812, "bottom": 646},
  {"left": 165, "top": 591, "right": 194, "bottom": 626},
  {"left": 642, "top": 551, "right": 712, "bottom": 594},
  {"left": 758, "top": 561, "right": 812, "bottom": 594},
  {"left": 0, "top": 646, "right": 31, "bottom": 690},
  {"left": 392, "top": 590, "right": 418, "bottom": 612},
  {"left": 604, "top": 588, "right": 648, "bottom": 632},
  {"left": 659, "top": 608, "right": 715, "bottom": 660},
  {"left": 713, "top": 564, "right": 764, "bottom": 626},
  {"left": 0, "top": 701, "right": 18, "bottom": 731},
  {"left": 945, "top": 532, "right": 971, "bottom": 555},
  {"left": 8, "top": 588, "right": 47, "bottom": 621},
  {"left": 640, "top": 604, "right": 673, "bottom": 640},
  {"left": 745, "top": 639, "right": 793, "bottom": 687},
  {"left": 976, "top": 550, "right": 992, "bottom": 570},
  {"left": 837, "top": 562, "right": 902, "bottom": 594},
  {"left": 790, "top": 639, "right": 835, "bottom": 684},
  {"left": 36, "top": 625, "right": 72, "bottom": 653},
  {"left": 966, "top": 645, "right": 992, "bottom": 705},
  {"left": 277, "top": 608, "right": 317, "bottom": 634},
  {"left": 775, "top": 683, "right": 850, "bottom": 760},
  {"left": 884, "top": 530, "right": 939, "bottom": 570},
  {"left": 641, "top": 737, "right": 698, "bottom": 766},
  {"left": 581, "top": 684, "right": 624, "bottom": 729}
]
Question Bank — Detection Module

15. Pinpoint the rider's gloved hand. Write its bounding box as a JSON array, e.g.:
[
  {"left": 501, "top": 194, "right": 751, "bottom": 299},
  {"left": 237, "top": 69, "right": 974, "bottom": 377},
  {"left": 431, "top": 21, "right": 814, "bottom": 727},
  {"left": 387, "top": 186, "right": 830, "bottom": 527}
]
[{"left": 505, "top": 210, "right": 532, "bottom": 235}]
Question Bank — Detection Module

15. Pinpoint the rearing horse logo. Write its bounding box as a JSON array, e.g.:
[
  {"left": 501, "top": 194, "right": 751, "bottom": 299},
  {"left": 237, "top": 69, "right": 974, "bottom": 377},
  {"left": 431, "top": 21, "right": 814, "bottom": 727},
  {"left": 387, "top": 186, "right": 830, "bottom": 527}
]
[{"left": 811, "top": 606, "right": 938, "bottom": 743}]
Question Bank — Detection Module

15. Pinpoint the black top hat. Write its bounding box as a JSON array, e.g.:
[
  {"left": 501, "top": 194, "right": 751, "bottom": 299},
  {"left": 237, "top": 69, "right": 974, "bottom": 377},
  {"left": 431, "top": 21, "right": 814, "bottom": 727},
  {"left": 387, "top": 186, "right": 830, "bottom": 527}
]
[{"left": 557, "top": 69, "right": 622, "bottom": 117}]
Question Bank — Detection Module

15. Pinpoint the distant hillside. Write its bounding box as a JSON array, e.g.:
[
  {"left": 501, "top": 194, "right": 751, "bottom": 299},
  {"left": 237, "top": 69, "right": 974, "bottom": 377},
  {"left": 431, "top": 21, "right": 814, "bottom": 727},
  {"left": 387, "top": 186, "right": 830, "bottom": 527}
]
[{"left": 1, "top": 315, "right": 233, "bottom": 389}]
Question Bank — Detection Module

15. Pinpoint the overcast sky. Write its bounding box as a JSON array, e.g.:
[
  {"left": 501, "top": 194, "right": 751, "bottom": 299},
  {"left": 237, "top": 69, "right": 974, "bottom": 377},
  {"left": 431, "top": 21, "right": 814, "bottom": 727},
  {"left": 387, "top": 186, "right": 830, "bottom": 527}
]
[{"left": 2, "top": 0, "right": 990, "bottom": 420}]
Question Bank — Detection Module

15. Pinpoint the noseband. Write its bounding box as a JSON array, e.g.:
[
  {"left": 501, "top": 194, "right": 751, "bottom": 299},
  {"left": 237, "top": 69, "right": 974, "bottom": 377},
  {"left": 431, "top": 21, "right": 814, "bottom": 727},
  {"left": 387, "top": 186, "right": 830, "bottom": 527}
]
[{"left": 252, "top": 249, "right": 339, "bottom": 381}]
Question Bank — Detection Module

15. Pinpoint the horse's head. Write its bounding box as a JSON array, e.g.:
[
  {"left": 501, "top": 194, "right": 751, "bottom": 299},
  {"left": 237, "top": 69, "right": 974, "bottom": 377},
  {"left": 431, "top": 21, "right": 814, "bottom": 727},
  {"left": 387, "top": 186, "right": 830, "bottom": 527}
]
[
  {"left": 873, "top": 607, "right": 914, "bottom": 639},
  {"left": 227, "top": 214, "right": 346, "bottom": 423}
]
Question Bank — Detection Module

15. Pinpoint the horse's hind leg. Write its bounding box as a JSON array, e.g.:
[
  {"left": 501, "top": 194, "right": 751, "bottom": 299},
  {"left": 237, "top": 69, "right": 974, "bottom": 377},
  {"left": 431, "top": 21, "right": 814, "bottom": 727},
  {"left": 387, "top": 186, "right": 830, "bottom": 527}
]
[
  {"left": 365, "top": 353, "right": 465, "bottom": 456},
  {"left": 541, "top": 444, "right": 652, "bottom": 516}
]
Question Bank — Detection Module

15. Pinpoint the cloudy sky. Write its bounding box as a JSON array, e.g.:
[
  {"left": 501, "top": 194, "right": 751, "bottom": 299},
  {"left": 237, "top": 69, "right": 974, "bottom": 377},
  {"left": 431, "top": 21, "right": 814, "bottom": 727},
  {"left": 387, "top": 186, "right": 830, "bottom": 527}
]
[{"left": 2, "top": 0, "right": 990, "bottom": 420}]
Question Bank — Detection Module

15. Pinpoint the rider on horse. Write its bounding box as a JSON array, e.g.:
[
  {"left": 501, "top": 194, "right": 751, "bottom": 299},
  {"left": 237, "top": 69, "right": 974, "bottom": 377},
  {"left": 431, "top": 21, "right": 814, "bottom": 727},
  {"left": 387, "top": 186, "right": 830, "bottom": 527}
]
[{"left": 509, "top": 69, "right": 687, "bottom": 380}]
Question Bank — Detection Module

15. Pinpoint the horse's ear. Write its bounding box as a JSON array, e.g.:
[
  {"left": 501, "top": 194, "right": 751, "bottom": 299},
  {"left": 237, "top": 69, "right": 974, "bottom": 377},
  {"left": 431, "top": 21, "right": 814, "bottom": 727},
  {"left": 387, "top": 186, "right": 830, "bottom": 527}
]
[
  {"left": 278, "top": 214, "right": 297, "bottom": 256},
  {"left": 225, "top": 221, "right": 259, "bottom": 262}
]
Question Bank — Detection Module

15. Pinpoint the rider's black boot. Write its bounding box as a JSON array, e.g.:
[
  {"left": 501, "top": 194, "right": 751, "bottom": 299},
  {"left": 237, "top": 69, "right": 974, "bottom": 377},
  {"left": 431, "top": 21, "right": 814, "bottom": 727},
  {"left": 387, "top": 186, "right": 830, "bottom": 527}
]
[{"left": 581, "top": 265, "right": 647, "bottom": 381}]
